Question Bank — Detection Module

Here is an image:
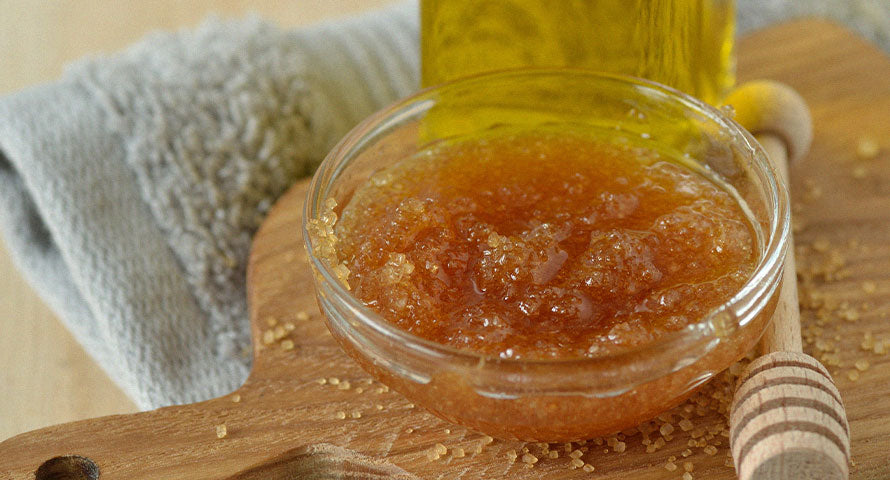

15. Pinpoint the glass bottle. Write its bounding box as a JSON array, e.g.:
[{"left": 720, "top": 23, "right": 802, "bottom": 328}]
[{"left": 421, "top": 0, "right": 735, "bottom": 105}]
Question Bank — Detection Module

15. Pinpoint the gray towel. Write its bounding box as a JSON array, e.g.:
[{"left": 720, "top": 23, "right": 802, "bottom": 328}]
[
  {"left": 1, "top": 1, "right": 887, "bottom": 410},
  {"left": 0, "top": 2, "right": 419, "bottom": 408}
]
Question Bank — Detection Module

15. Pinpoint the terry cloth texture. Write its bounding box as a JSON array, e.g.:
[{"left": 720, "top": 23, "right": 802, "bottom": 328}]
[
  {"left": 0, "top": 0, "right": 888, "bottom": 409},
  {"left": 0, "top": 2, "right": 419, "bottom": 408}
]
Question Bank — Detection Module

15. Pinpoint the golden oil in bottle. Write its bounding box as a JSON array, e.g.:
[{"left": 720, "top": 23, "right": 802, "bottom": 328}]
[{"left": 421, "top": 0, "right": 735, "bottom": 105}]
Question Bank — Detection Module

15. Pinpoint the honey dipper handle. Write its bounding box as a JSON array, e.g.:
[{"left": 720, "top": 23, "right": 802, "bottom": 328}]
[
  {"left": 725, "top": 79, "right": 812, "bottom": 354},
  {"left": 726, "top": 81, "right": 850, "bottom": 480},
  {"left": 755, "top": 134, "right": 802, "bottom": 354}
]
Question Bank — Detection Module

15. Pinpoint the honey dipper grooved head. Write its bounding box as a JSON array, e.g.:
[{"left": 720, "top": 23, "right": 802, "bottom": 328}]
[{"left": 730, "top": 352, "right": 850, "bottom": 480}]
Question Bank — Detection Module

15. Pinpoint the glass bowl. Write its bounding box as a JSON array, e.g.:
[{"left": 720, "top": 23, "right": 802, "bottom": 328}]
[{"left": 303, "top": 69, "right": 789, "bottom": 442}]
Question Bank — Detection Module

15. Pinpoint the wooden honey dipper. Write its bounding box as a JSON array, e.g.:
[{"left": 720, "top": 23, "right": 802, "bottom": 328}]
[{"left": 725, "top": 81, "right": 850, "bottom": 480}]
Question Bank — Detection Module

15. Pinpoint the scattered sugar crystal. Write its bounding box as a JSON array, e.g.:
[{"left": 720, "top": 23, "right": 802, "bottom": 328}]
[{"left": 856, "top": 136, "right": 880, "bottom": 159}]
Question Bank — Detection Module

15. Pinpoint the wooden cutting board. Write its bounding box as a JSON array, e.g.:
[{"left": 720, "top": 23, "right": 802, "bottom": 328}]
[{"left": 2, "top": 19, "right": 889, "bottom": 480}]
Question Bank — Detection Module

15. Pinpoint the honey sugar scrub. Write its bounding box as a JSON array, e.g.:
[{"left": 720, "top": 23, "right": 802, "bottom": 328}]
[
  {"left": 305, "top": 71, "right": 789, "bottom": 441},
  {"left": 331, "top": 131, "right": 756, "bottom": 359}
]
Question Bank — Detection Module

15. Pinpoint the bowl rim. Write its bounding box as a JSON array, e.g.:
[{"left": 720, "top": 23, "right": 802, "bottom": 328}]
[{"left": 303, "top": 68, "right": 790, "bottom": 370}]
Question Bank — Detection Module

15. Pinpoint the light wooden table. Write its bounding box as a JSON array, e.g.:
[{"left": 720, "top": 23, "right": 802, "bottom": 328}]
[{"left": 0, "top": 0, "right": 397, "bottom": 441}]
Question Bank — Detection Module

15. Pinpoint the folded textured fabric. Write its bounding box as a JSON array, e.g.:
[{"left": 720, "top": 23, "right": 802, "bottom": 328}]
[
  {"left": 0, "top": 2, "right": 419, "bottom": 408},
  {"left": 1, "top": 0, "right": 888, "bottom": 410}
]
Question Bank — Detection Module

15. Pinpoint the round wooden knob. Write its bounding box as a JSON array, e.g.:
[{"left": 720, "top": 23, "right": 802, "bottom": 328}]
[
  {"left": 730, "top": 351, "right": 850, "bottom": 480},
  {"left": 724, "top": 80, "right": 813, "bottom": 164}
]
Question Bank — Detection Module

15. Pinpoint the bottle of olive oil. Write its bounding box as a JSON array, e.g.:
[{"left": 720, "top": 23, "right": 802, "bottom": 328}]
[{"left": 421, "top": 0, "right": 735, "bottom": 105}]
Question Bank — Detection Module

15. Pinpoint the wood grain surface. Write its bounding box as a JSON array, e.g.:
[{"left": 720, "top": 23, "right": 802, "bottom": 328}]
[
  {"left": 0, "top": 0, "right": 396, "bottom": 441},
  {"left": 2, "top": 18, "right": 889, "bottom": 480}
]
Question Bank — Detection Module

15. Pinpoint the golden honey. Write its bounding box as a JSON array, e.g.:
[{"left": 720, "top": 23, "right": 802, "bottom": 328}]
[{"left": 333, "top": 129, "right": 757, "bottom": 360}]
